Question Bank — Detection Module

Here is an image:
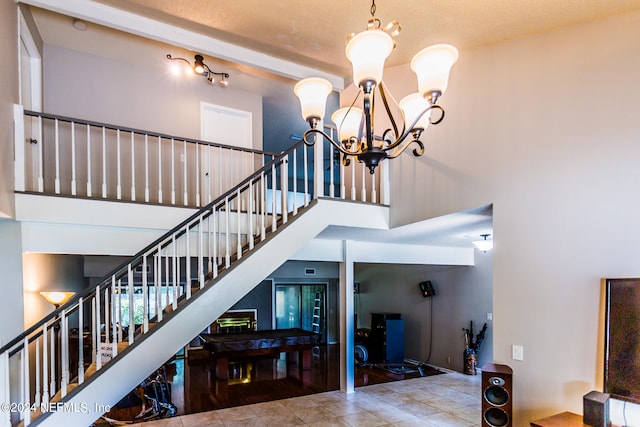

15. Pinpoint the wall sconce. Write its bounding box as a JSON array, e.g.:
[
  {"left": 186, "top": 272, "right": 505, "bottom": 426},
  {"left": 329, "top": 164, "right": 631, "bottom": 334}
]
[
  {"left": 472, "top": 234, "right": 493, "bottom": 252},
  {"left": 40, "top": 291, "right": 75, "bottom": 309},
  {"left": 166, "top": 54, "right": 230, "bottom": 87}
]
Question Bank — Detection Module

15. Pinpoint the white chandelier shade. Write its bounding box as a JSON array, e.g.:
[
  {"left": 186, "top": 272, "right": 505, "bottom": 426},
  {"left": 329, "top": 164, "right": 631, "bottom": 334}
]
[
  {"left": 294, "top": 77, "right": 333, "bottom": 121},
  {"left": 399, "top": 93, "right": 432, "bottom": 131},
  {"left": 345, "top": 29, "right": 394, "bottom": 88},
  {"left": 332, "top": 106, "right": 363, "bottom": 144},
  {"left": 411, "top": 44, "right": 459, "bottom": 99}
]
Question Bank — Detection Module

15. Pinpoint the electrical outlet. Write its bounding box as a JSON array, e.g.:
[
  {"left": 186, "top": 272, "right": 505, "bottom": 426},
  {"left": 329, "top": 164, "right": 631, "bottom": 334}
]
[
  {"left": 487, "top": 312, "right": 493, "bottom": 321},
  {"left": 512, "top": 345, "right": 524, "bottom": 361}
]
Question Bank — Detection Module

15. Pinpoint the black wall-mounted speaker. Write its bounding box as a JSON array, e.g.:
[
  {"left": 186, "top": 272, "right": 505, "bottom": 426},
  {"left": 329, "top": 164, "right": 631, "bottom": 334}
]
[
  {"left": 481, "top": 363, "right": 513, "bottom": 427},
  {"left": 583, "top": 391, "right": 610, "bottom": 427},
  {"left": 419, "top": 281, "right": 436, "bottom": 298}
]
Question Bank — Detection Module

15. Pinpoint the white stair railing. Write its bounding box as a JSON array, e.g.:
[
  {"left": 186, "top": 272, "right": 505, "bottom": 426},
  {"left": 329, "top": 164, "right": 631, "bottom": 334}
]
[
  {"left": 1, "top": 139, "right": 326, "bottom": 426},
  {"left": 14, "top": 107, "right": 277, "bottom": 208}
]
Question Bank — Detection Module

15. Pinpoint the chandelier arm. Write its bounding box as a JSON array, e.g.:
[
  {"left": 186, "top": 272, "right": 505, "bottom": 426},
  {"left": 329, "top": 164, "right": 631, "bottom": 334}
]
[
  {"left": 386, "top": 138, "right": 424, "bottom": 159},
  {"left": 378, "top": 82, "right": 403, "bottom": 143},
  {"left": 382, "top": 104, "right": 446, "bottom": 152},
  {"left": 302, "top": 128, "right": 357, "bottom": 156}
]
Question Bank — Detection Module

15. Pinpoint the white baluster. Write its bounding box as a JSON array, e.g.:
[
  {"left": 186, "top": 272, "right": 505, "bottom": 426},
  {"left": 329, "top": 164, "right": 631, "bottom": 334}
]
[
  {"left": 260, "top": 172, "right": 266, "bottom": 241},
  {"left": 111, "top": 279, "right": 118, "bottom": 358},
  {"left": 54, "top": 118, "right": 60, "bottom": 194},
  {"left": 171, "top": 138, "right": 176, "bottom": 205},
  {"left": 117, "top": 279, "right": 123, "bottom": 344},
  {"left": 128, "top": 265, "right": 134, "bottom": 344},
  {"left": 145, "top": 134, "right": 150, "bottom": 203},
  {"left": 1, "top": 339, "right": 11, "bottom": 427},
  {"left": 292, "top": 149, "right": 298, "bottom": 215},
  {"left": 49, "top": 327, "right": 55, "bottom": 397},
  {"left": 195, "top": 143, "right": 200, "bottom": 207},
  {"left": 340, "top": 153, "right": 346, "bottom": 199},
  {"left": 60, "top": 309, "right": 68, "bottom": 397},
  {"left": 157, "top": 136, "right": 163, "bottom": 204},
  {"left": 116, "top": 129, "right": 122, "bottom": 199},
  {"left": 78, "top": 297, "right": 84, "bottom": 384},
  {"left": 198, "top": 216, "right": 204, "bottom": 288},
  {"left": 185, "top": 226, "right": 191, "bottom": 299},
  {"left": 35, "top": 336, "right": 41, "bottom": 406},
  {"left": 103, "top": 288, "right": 109, "bottom": 359},
  {"left": 172, "top": 237, "right": 178, "bottom": 308},
  {"left": 37, "top": 115, "right": 44, "bottom": 192},
  {"left": 95, "top": 285, "right": 102, "bottom": 371},
  {"left": 218, "top": 146, "right": 223, "bottom": 198},
  {"left": 183, "top": 140, "right": 188, "bottom": 206},
  {"left": 143, "top": 257, "right": 148, "bottom": 333},
  {"left": 91, "top": 298, "right": 96, "bottom": 365},
  {"left": 329, "top": 144, "right": 335, "bottom": 198},
  {"left": 271, "top": 164, "right": 277, "bottom": 231},
  {"left": 101, "top": 127, "right": 107, "bottom": 198},
  {"left": 130, "top": 131, "right": 136, "bottom": 201},
  {"left": 207, "top": 144, "right": 212, "bottom": 203},
  {"left": 303, "top": 146, "right": 309, "bottom": 206},
  {"left": 248, "top": 180, "right": 254, "bottom": 250},
  {"left": 351, "top": 160, "right": 356, "bottom": 201},
  {"left": 212, "top": 208, "right": 218, "bottom": 279},
  {"left": 281, "top": 155, "right": 288, "bottom": 224},
  {"left": 225, "top": 197, "right": 231, "bottom": 268},
  {"left": 71, "top": 121, "right": 76, "bottom": 195},
  {"left": 42, "top": 325, "right": 49, "bottom": 404},
  {"left": 361, "top": 162, "right": 367, "bottom": 202},
  {"left": 237, "top": 189, "right": 242, "bottom": 260},
  {"left": 22, "top": 337, "right": 31, "bottom": 426},
  {"left": 371, "top": 166, "right": 377, "bottom": 203},
  {"left": 86, "top": 124, "right": 92, "bottom": 197}
]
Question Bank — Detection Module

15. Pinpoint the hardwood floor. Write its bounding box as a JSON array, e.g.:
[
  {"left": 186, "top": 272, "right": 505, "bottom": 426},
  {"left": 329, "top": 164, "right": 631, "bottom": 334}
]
[{"left": 100, "top": 344, "right": 444, "bottom": 423}]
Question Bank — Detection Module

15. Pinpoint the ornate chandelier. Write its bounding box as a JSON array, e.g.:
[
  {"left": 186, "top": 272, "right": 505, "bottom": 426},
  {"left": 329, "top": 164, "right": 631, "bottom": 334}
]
[{"left": 294, "top": 0, "right": 458, "bottom": 174}]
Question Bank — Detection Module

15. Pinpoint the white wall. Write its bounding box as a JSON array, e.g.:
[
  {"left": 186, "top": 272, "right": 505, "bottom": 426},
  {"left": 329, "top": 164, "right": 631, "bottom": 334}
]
[
  {"left": 384, "top": 10, "right": 640, "bottom": 425},
  {"left": 43, "top": 45, "right": 263, "bottom": 149}
]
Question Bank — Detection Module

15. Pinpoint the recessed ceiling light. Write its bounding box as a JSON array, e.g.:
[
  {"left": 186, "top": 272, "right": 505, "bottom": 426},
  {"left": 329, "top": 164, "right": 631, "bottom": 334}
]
[{"left": 73, "top": 19, "right": 87, "bottom": 31}]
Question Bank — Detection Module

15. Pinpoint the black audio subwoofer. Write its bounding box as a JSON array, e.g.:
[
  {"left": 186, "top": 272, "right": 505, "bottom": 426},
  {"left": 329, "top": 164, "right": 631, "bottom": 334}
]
[{"left": 481, "top": 363, "right": 513, "bottom": 427}]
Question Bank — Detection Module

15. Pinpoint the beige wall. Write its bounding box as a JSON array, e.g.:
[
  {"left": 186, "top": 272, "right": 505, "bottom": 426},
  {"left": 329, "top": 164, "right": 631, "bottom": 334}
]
[
  {"left": 43, "top": 45, "right": 263, "bottom": 149},
  {"left": 383, "top": 10, "right": 640, "bottom": 425}
]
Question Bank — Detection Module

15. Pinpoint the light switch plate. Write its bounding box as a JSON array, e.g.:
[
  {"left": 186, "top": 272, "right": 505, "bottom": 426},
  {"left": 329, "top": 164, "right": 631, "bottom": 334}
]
[{"left": 512, "top": 345, "right": 524, "bottom": 361}]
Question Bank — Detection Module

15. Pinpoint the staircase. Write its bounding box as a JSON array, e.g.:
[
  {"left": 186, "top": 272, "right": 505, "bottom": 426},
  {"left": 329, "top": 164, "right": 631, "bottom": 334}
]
[{"left": 2, "top": 126, "right": 390, "bottom": 427}]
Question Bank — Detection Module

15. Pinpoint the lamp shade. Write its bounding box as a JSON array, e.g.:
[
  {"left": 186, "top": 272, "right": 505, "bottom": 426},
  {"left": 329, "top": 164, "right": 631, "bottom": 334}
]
[
  {"left": 294, "top": 77, "right": 333, "bottom": 121},
  {"left": 40, "top": 291, "right": 75, "bottom": 307},
  {"left": 331, "top": 107, "right": 363, "bottom": 143},
  {"left": 345, "top": 29, "right": 394, "bottom": 88},
  {"left": 399, "top": 93, "right": 431, "bottom": 130},
  {"left": 410, "top": 43, "right": 459, "bottom": 98}
]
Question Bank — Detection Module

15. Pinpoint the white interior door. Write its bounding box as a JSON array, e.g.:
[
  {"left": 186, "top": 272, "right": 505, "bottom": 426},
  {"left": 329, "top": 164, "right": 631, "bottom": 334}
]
[
  {"left": 201, "top": 102, "right": 252, "bottom": 148},
  {"left": 200, "top": 103, "right": 253, "bottom": 202}
]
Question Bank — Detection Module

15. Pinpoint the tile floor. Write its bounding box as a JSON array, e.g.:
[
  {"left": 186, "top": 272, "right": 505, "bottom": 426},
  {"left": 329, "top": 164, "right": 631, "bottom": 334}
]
[{"left": 135, "top": 371, "right": 481, "bottom": 427}]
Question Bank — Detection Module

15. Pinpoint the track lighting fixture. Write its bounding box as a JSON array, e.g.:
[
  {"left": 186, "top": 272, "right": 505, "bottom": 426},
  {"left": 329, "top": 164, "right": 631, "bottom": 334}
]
[{"left": 166, "top": 54, "right": 230, "bottom": 87}]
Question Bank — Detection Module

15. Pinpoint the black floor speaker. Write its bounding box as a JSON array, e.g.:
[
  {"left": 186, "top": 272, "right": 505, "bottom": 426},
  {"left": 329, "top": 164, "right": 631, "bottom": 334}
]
[{"left": 481, "top": 363, "right": 513, "bottom": 427}]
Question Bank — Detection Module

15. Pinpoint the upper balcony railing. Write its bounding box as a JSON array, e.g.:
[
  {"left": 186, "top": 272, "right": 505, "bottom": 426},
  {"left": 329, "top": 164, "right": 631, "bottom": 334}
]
[
  {"left": 14, "top": 108, "right": 278, "bottom": 208},
  {"left": 13, "top": 106, "right": 389, "bottom": 208}
]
